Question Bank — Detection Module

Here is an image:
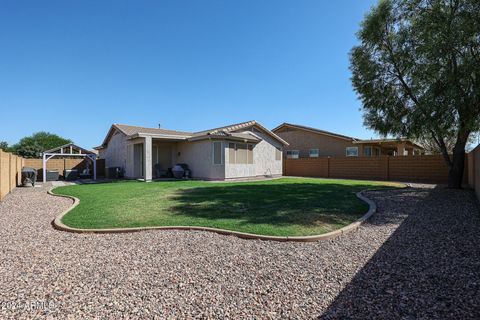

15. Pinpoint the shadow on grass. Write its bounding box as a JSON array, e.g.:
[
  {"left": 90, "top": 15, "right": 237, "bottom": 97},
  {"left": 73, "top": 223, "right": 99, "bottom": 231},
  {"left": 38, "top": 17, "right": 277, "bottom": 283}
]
[{"left": 168, "top": 182, "right": 390, "bottom": 227}]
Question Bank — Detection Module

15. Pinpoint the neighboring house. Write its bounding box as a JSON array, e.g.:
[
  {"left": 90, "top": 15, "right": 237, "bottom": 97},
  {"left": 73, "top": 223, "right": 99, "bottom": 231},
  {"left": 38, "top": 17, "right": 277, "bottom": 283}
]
[
  {"left": 272, "top": 123, "right": 424, "bottom": 158},
  {"left": 95, "top": 120, "right": 288, "bottom": 181}
]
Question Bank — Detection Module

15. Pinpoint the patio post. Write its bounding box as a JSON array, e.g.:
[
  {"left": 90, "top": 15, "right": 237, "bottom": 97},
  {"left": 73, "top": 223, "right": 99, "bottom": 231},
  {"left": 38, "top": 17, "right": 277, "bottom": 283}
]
[
  {"left": 397, "top": 142, "right": 406, "bottom": 156},
  {"left": 42, "top": 153, "right": 47, "bottom": 183},
  {"left": 144, "top": 136, "right": 152, "bottom": 181}
]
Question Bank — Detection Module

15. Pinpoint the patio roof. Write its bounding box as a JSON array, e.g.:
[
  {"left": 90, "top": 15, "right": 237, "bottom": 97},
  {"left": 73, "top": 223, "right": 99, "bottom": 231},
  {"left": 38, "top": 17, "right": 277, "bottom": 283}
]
[
  {"left": 43, "top": 143, "right": 96, "bottom": 155},
  {"left": 353, "top": 139, "right": 424, "bottom": 149},
  {"left": 42, "top": 143, "right": 98, "bottom": 183}
]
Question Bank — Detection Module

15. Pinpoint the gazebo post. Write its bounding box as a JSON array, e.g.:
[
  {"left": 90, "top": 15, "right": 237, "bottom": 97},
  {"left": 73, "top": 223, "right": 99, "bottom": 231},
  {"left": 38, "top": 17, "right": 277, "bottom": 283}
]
[
  {"left": 42, "top": 153, "right": 47, "bottom": 183},
  {"left": 42, "top": 143, "right": 99, "bottom": 183},
  {"left": 91, "top": 155, "right": 97, "bottom": 180}
]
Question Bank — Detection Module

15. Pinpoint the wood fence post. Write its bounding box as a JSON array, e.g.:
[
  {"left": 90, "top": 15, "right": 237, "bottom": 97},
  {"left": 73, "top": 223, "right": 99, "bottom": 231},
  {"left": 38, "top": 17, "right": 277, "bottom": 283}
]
[
  {"left": 472, "top": 152, "right": 475, "bottom": 189},
  {"left": 9, "top": 154, "right": 13, "bottom": 193},
  {"left": 327, "top": 157, "right": 330, "bottom": 178},
  {"left": 0, "top": 150, "right": 3, "bottom": 200},
  {"left": 386, "top": 156, "right": 390, "bottom": 181}
]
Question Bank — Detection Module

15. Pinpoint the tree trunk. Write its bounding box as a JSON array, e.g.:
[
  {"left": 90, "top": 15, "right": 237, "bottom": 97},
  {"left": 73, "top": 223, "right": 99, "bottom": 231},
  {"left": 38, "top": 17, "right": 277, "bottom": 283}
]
[
  {"left": 447, "top": 132, "right": 468, "bottom": 189},
  {"left": 448, "top": 149, "right": 465, "bottom": 188}
]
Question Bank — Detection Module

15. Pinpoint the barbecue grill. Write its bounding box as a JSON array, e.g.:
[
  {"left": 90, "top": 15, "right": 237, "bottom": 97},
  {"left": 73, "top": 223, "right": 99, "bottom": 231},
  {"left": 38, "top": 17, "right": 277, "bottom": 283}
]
[{"left": 21, "top": 167, "right": 37, "bottom": 187}]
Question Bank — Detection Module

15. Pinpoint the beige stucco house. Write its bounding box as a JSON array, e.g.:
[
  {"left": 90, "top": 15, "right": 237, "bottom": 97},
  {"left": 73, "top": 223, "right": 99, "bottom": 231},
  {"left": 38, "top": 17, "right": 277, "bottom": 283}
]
[
  {"left": 272, "top": 123, "right": 424, "bottom": 158},
  {"left": 95, "top": 121, "right": 288, "bottom": 181}
]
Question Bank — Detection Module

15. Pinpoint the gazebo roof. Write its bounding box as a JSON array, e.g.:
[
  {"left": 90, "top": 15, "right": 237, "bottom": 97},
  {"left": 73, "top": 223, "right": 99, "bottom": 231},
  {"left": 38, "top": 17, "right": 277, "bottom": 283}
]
[
  {"left": 42, "top": 143, "right": 98, "bottom": 183},
  {"left": 43, "top": 143, "right": 96, "bottom": 155}
]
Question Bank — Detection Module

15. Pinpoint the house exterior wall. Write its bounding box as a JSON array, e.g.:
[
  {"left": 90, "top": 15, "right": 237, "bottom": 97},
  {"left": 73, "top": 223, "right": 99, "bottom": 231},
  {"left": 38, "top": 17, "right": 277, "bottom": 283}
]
[
  {"left": 274, "top": 127, "right": 357, "bottom": 157},
  {"left": 99, "top": 130, "right": 128, "bottom": 169},
  {"left": 224, "top": 130, "right": 283, "bottom": 179},
  {"left": 125, "top": 137, "right": 144, "bottom": 178},
  {"left": 176, "top": 140, "right": 225, "bottom": 180},
  {"left": 99, "top": 126, "right": 285, "bottom": 181}
]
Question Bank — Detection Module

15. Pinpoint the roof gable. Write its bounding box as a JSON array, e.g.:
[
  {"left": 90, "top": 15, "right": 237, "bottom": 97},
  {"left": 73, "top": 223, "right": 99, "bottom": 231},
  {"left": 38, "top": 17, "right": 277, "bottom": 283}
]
[
  {"left": 114, "top": 124, "right": 192, "bottom": 137},
  {"left": 44, "top": 143, "right": 95, "bottom": 155},
  {"left": 272, "top": 123, "right": 357, "bottom": 142},
  {"left": 192, "top": 120, "right": 288, "bottom": 145},
  {"left": 97, "top": 120, "right": 289, "bottom": 148}
]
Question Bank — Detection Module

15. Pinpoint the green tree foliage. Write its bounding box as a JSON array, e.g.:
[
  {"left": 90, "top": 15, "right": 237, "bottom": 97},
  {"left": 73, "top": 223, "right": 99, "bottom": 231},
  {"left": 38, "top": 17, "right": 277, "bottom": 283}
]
[
  {"left": 350, "top": 0, "right": 480, "bottom": 188},
  {"left": 0, "top": 141, "right": 9, "bottom": 152},
  {"left": 10, "top": 132, "right": 73, "bottom": 158}
]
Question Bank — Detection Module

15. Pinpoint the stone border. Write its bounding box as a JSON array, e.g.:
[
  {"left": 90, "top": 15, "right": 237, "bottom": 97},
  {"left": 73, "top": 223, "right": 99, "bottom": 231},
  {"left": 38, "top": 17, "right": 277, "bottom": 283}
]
[{"left": 49, "top": 187, "right": 383, "bottom": 242}]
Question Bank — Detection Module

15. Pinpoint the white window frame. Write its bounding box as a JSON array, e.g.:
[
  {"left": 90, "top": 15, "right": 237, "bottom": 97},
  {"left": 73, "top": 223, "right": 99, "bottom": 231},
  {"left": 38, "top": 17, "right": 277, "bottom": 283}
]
[
  {"left": 228, "top": 142, "right": 236, "bottom": 164},
  {"left": 309, "top": 149, "right": 319, "bottom": 158},
  {"left": 212, "top": 141, "right": 223, "bottom": 165},
  {"left": 247, "top": 144, "right": 254, "bottom": 164},
  {"left": 346, "top": 147, "right": 358, "bottom": 157},
  {"left": 227, "top": 142, "right": 254, "bottom": 164},
  {"left": 286, "top": 150, "right": 300, "bottom": 159},
  {"left": 275, "top": 147, "right": 282, "bottom": 161}
]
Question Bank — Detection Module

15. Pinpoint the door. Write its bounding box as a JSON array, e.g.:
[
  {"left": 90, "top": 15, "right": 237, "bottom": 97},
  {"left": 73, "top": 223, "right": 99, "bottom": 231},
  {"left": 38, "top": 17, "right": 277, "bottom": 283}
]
[
  {"left": 152, "top": 145, "right": 159, "bottom": 178},
  {"left": 158, "top": 146, "right": 172, "bottom": 170},
  {"left": 133, "top": 143, "right": 144, "bottom": 178}
]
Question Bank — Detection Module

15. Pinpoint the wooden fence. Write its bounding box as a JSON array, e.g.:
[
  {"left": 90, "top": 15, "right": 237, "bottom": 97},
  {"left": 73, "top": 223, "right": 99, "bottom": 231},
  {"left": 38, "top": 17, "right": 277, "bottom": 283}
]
[
  {"left": 284, "top": 154, "right": 468, "bottom": 184},
  {"left": 0, "top": 150, "right": 25, "bottom": 201},
  {"left": 0, "top": 154, "right": 106, "bottom": 201},
  {"left": 467, "top": 145, "right": 480, "bottom": 200}
]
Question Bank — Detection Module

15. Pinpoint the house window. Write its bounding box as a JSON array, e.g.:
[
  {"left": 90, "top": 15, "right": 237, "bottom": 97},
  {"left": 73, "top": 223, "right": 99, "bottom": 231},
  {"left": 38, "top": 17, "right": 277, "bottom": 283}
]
[
  {"left": 247, "top": 144, "right": 254, "bottom": 164},
  {"left": 236, "top": 143, "right": 248, "bottom": 164},
  {"left": 228, "top": 143, "right": 236, "bottom": 164},
  {"left": 228, "top": 142, "right": 254, "bottom": 164},
  {"left": 275, "top": 147, "right": 282, "bottom": 161},
  {"left": 213, "top": 141, "right": 222, "bottom": 165},
  {"left": 286, "top": 150, "right": 299, "bottom": 159},
  {"left": 364, "top": 146, "right": 372, "bottom": 157},
  {"left": 309, "top": 149, "right": 319, "bottom": 158},
  {"left": 346, "top": 147, "right": 358, "bottom": 157}
]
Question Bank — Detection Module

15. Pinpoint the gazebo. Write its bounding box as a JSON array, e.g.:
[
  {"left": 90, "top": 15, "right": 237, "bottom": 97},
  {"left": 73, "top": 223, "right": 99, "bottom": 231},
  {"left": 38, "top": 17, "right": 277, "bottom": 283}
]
[{"left": 42, "top": 143, "right": 97, "bottom": 183}]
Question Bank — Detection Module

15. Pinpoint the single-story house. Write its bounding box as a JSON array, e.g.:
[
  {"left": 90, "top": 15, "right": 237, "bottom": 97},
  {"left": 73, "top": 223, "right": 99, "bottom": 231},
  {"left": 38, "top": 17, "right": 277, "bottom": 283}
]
[
  {"left": 94, "top": 120, "right": 288, "bottom": 181},
  {"left": 272, "top": 123, "right": 424, "bottom": 158}
]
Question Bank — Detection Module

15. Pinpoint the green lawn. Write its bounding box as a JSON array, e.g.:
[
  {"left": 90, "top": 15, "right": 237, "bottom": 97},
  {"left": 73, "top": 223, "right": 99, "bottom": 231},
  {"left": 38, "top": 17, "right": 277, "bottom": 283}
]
[{"left": 53, "top": 178, "right": 403, "bottom": 236}]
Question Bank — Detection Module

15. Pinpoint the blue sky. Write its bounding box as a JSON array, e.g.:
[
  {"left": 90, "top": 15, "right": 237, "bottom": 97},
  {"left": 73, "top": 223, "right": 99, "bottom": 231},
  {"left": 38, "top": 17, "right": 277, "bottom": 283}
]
[{"left": 0, "top": 0, "right": 379, "bottom": 148}]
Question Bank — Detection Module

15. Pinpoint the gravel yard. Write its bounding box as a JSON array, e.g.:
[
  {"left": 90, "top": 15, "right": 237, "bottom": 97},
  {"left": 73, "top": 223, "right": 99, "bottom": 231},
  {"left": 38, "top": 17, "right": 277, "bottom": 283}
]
[{"left": 0, "top": 183, "right": 479, "bottom": 319}]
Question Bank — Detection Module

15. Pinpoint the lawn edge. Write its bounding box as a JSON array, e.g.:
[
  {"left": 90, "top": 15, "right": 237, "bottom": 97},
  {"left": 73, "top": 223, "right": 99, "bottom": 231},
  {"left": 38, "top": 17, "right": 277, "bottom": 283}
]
[{"left": 48, "top": 184, "right": 405, "bottom": 242}]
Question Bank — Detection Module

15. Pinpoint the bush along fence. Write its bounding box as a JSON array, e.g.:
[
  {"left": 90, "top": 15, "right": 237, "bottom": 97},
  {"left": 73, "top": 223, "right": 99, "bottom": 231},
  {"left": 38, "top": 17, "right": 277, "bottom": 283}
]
[
  {"left": 284, "top": 154, "right": 469, "bottom": 185},
  {"left": 0, "top": 150, "right": 25, "bottom": 201}
]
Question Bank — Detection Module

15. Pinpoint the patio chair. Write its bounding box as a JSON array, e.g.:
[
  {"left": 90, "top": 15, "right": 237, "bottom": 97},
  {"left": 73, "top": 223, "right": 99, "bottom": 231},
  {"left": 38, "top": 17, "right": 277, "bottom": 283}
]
[
  {"left": 79, "top": 168, "right": 91, "bottom": 179},
  {"left": 154, "top": 164, "right": 167, "bottom": 178}
]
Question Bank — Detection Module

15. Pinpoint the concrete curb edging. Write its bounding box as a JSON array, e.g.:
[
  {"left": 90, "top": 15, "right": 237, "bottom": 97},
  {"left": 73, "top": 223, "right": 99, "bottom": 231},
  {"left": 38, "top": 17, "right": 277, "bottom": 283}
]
[{"left": 48, "top": 188, "right": 379, "bottom": 242}]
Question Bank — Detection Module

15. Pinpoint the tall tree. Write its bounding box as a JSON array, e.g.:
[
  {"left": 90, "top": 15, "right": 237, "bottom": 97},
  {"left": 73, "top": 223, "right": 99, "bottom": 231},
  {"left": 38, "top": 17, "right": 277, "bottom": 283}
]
[
  {"left": 11, "top": 132, "right": 72, "bottom": 158},
  {"left": 0, "top": 141, "right": 9, "bottom": 152},
  {"left": 350, "top": 0, "right": 480, "bottom": 188}
]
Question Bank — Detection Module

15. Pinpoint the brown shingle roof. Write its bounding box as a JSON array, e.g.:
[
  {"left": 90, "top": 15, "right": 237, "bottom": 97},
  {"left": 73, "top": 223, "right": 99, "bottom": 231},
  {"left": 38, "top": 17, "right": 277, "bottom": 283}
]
[
  {"left": 272, "top": 123, "right": 358, "bottom": 141},
  {"left": 353, "top": 138, "right": 424, "bottom": 149},
  {"left": 192, "top": 120, "right": 257, "bottom": 136},
  {"left": 192, "top": 120, "right": 288, "bottom": 145},
  {"left": 114, "top": 124, "right": 192, "bottom": 137},
  {"left": 97, "top": 120, "right": 288, "bottom": 149}
]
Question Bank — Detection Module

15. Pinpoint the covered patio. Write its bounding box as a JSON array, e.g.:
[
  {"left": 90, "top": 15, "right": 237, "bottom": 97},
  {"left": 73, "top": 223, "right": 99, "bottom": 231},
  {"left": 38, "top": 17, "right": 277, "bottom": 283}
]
[
  {"left": 127, "top": 135, "right": 183, "bottom": 181},
  {"left": 354, "top": 139, "right": 424, "bottom": 157}
]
